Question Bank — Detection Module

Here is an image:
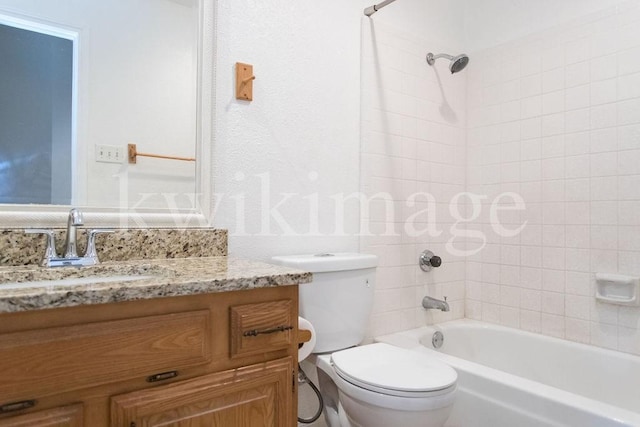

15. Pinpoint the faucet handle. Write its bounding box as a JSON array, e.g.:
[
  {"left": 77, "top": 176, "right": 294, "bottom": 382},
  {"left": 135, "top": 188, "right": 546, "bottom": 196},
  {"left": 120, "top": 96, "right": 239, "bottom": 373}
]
[
  {"left": 84, "top": 229, "right": 115, "bottom": 262},
  {"left": 25, "top": 229, "right": 59, "bottom": 266}
]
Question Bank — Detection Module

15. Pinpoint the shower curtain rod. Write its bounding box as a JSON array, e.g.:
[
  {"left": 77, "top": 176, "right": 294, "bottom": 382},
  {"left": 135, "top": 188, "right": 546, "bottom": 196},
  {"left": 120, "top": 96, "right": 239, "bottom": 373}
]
[{"left": 364, "top": 0, "right": 397, "bottom": 16}]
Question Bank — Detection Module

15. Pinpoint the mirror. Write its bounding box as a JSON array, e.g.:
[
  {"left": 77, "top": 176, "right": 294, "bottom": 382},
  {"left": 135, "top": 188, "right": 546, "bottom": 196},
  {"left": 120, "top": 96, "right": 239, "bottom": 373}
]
[{"left": 0, "top": 0, "right": 214, "bottom": 226}]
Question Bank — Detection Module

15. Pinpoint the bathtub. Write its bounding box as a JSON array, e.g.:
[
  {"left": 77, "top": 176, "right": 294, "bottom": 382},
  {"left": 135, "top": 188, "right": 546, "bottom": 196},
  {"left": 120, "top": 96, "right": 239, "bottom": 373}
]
[{"left": 376, "top": 319, "right": 640, "bottom": 427}]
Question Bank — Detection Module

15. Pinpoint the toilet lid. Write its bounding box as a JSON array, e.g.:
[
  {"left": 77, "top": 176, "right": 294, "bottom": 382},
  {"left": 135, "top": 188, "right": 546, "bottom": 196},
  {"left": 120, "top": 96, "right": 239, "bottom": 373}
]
[{"left": 331, "top": 343, "right": 457, "bottom": 394}]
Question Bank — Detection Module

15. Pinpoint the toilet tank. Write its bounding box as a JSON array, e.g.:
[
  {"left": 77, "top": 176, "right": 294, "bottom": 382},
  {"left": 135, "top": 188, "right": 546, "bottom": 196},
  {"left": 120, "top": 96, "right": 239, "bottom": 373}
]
[{"left": 271, "top": 253, "right": 377, "bottom": 353}]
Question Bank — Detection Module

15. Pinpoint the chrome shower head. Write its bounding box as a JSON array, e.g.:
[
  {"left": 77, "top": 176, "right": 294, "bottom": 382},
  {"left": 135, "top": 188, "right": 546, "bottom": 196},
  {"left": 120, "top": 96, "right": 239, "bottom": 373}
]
[{"left": 426, "top": 52, "right": 470, "bottom": 74}]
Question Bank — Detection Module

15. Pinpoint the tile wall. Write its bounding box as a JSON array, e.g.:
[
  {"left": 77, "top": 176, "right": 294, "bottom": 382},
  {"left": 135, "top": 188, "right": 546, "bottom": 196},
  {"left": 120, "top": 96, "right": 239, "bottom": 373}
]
[
  {"left": 465, "top": 2, "right": 640, "bottom": 355},
  {"left": 360, "top": 19, "right": 467, "bottom": 338}
]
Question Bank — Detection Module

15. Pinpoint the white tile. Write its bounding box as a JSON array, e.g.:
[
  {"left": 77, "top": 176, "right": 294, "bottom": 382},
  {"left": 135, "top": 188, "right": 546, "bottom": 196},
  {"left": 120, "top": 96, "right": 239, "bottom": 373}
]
[
  {"left": 565, "top": 271, "right": 591, "bottom": 295},
  {"left": 521, "top": 95, "right": 542, "bottom": 119},
  {"left": 619, "top": 227, "right": 640, "bottom": 251},
  {"left": 565, "top": 318, "right": 591, "bottom": 343},
  {"left": 499, "top": 306, "right": 520, "bottom": 328},
  {"left": 542, "top": 158, "right": 565, "bottom": 180},
  {"left": 565, "top": 294, "right": 591, "bottom": 320},
  {"left": 565, "top": 201, "right": 590, "bottom": 224},
  {"left": 543, "top": 247, "right": 565, "bottom": 270},
  {"left": 520, "top": 74, "right": 542, "bottom": 98},
  {"left": 590, "top": 225, "right": 618, "bottom": 250},
  {"left": 542, "top": 46, "right": 564, "bottom": 71},
  {"left": 618, "top": 72, "right": 640, "bottom": 100},
  {"left": 566, "top": 85, "right": 590, "bottom": 110},
  {"left": 521, "top": 288, "right": 542, "bottom": 311},
  {"left": 590, "top": 201, "right": 618, "bottom": 225},
  {"left": 541, "top": 135, "right": 564, "bottom": 158},
  {"left": 542, "top": 113, "right": 565, "bottom": 137},
  {"left": 618, "top": 98, "right": 640, "bottom": 125},
  {"left": 591, "top": 104, "right": 617, "bottom": 130},
  {"left": 542, "top": 91, "right": 564, "bottom": 114},
  {"left": 542, "top": 291, "right": 565, "bottom": 315},
  {"left": 565, "top": 39, "right": 590, "bottom": 65},
  {"left": 618, "top": 46, "right": 640, "bottom": 76},
  {"left": 542, "top": 69, "right": 564, "bottom": 93},
  {"left": 619, "top": 175, "right": 640, "bottom": 200},
  {"left": 565, "top": 225, "right": 590, "bottom": 248},
  {"left": 618, "top": 327, "right": 640, "bottom": 356},
  {"left": 541, "top": 313, "right": 565, "bottom": 338},
  {"left": 619, "top": 201, "right": 640, "bottom": 225},
  {"left": 618, "top": 149, "right": 640, "bottom": 175},
  {"left": 565, "top": 155, "right": 590, "bottom": 178},
  {"left": 565, "top": 109, "right": 591, "bottom": 133},
  {"left": 590, "top": 321, "right": 617, "bottom": 350},
  {"left": 520, "top": 309, "right": 542, "bottom": 332},
  {"left": 590, "top": 152, "right": 618, "bottom": 177},
  {"left": 565, "top": 249, "right": 591, "bottom": 272},
  {"left": 543, "top": 224, "right": 565, "bottom": 247},
  {"left": 565, "top": 132, "right": 591, "bottom": 155},
  {"left": 590, "top": 128, "right": 617, "bottom": 153},
  {"left": 565, "top": 61, "right": 590, "bottom": 87},
  {"left": 591, "top": 79, "right": 617, "bottom": 106},
  {"left": 591, "top": 177, "right": 618, "bottom": 201},
  {"left": 591, "top": 54, "right": 617, "bottom": 81}
]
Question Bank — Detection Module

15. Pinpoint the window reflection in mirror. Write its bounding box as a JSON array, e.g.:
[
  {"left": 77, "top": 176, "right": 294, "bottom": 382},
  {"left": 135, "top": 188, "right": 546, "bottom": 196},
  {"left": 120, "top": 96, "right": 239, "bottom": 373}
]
[{"left": 0, "top": 21, "right": 73, "bottom": 205}]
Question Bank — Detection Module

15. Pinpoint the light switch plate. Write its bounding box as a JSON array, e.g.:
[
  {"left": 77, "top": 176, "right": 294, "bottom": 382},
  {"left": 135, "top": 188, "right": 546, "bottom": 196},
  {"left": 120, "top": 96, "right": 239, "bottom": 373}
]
[{"left": 96, "top": 144, "right": 124, "bottom": 163}]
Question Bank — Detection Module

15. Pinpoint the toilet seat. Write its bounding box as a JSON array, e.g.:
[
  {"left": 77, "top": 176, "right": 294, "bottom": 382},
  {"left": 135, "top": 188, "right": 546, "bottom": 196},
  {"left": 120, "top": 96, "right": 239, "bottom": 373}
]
[{"left": 331, "top": 343, "right": 457, "bottom": 398}]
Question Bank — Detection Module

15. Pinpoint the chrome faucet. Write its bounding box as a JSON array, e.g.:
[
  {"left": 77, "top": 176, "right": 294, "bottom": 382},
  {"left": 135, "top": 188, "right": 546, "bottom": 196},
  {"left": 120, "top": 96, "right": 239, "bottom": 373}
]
[
  {"left": 64, "top": 208, "right": 84, "bottom": 258},
  {"left": 25, "top": 208, "right": 113, "bottom": 267},
  {"left": 422, "top": 296, "right": 450, "bottom": 312}
]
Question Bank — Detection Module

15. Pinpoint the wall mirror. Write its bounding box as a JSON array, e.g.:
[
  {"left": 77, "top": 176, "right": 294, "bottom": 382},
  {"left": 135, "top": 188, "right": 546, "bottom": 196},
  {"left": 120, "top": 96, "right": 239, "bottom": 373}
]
[{"left": 0, "top": 0, "right": 214, "bottom": 227}]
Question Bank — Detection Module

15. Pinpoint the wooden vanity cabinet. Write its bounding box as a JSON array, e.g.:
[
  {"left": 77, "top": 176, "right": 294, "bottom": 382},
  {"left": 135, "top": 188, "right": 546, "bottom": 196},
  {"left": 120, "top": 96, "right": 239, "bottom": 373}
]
[{"left": 0, "top": 286, "right": 299, "bottom": 427}]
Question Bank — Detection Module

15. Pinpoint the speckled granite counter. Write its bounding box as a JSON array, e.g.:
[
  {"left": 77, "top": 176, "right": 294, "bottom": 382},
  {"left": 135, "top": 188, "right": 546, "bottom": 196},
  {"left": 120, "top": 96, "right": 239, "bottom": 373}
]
[{"left": 0, "top": 257, "right": 312, "bottom": 313}]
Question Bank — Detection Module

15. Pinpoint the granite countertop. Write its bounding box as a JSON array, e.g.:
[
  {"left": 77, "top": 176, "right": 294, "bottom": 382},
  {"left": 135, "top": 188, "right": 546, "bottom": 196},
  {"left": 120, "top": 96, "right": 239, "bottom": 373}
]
[{"left": 0, "top": 257, "right": 312, "bottom": 313}]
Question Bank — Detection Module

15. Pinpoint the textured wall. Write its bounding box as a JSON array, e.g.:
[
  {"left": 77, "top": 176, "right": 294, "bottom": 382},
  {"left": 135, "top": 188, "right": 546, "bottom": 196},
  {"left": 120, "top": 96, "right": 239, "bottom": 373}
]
[{"left": 212, "top": 0, "right": 365, "bottom": 260}]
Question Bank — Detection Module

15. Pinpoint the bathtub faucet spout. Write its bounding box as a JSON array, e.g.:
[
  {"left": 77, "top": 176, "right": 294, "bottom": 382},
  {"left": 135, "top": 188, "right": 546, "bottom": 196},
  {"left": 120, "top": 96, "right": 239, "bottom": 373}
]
[{"left": 422, "top": 296, "right": 450, "bottom": 312}]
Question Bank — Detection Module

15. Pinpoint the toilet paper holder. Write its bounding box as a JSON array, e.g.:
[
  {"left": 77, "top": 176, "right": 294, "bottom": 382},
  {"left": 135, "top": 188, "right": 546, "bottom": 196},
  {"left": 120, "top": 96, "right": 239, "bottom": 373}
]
[{"left": 299, "top": 329, "right": 313, "bottom": 345}]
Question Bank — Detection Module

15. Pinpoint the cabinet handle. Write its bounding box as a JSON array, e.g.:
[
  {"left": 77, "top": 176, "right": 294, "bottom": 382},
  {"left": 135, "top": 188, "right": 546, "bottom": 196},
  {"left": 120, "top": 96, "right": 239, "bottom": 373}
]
[
  {"left": 0, "top": 399, "right": 36, "bottom": 414},
  {"left": 243, "top": 325, "right": 293, "bottom": 337},
  {"left": 147, "top": 371, "right": 178, "bottom": 383}
]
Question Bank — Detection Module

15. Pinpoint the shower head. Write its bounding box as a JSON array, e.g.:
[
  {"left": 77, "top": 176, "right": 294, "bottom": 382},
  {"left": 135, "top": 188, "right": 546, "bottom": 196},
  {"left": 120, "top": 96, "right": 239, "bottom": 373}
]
[{"left": 426, "top": 52, "right": 470, "bottom": 74}]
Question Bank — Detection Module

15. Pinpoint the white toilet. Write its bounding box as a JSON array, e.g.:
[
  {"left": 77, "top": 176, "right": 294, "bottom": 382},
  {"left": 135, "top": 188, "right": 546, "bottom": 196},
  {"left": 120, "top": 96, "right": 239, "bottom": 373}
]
[{"left": 271, "top": 253, "right": 457, "bottom": 427}]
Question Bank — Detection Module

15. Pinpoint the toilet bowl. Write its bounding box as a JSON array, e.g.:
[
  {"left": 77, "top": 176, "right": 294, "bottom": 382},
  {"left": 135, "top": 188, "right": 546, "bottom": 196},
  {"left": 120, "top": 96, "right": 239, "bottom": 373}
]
[
  {"left": 315, "top": 343, "right": 457, "bottom": 427},
  {"left": 272, "top": 253, "right": 457, "bottom": 427}
]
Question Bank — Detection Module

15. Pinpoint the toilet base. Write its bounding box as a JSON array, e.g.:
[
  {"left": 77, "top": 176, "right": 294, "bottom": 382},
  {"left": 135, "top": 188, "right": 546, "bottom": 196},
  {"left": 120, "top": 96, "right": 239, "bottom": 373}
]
[{"left": 338, "top": 389, "right": 453, "bottom": 427}]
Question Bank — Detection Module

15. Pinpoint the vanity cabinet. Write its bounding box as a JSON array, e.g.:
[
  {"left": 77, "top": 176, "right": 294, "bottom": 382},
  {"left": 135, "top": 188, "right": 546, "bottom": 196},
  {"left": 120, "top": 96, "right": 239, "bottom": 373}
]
[{"left": 0, "top": 286, "right": 299, "bottom": 427}]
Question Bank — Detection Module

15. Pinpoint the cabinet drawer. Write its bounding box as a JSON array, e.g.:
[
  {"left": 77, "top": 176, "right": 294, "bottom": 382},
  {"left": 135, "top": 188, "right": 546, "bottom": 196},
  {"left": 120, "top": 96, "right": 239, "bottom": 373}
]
[
  {"left": 0, "top": 310, "right": 211, "bottom": 401},
  {"left": 230, "top": 300, "right": 293, "bottom": 359}
]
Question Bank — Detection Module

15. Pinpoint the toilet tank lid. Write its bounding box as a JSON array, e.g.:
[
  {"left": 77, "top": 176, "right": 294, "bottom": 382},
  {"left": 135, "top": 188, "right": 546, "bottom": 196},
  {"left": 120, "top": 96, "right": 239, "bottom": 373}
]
[{"left": 271, "top": 253, "right": 377, "bottom": 273}]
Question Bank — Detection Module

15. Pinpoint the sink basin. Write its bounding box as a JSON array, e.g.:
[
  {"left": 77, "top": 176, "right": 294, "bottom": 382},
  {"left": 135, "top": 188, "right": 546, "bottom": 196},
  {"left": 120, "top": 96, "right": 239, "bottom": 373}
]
[{"left": 0, "top": 263, "right": 169, "bottom": 290}]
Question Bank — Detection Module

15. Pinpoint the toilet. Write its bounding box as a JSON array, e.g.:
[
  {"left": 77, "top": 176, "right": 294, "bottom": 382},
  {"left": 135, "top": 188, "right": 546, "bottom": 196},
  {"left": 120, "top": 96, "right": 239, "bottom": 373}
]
[{"left": 271, "top": 253, "right": 457, "bottom": 427}]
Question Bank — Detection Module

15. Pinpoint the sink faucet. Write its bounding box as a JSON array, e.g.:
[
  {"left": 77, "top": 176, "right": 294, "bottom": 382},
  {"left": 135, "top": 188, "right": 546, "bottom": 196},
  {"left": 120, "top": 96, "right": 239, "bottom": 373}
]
[
  {"left": 64, "top": 208, "right": 84, "bottom": 258},
  {"left": 25, "top": 208, "right": 113, "bottom": 267},
  {"left": 422, "top": 296, "right": 450, "bottom": 312}
]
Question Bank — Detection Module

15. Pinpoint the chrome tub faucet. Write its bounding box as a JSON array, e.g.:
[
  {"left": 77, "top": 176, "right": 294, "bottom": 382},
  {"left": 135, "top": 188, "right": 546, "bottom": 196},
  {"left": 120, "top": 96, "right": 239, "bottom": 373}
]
[{"left": 422, "top": 296, "right": 450, "bottom": 312}]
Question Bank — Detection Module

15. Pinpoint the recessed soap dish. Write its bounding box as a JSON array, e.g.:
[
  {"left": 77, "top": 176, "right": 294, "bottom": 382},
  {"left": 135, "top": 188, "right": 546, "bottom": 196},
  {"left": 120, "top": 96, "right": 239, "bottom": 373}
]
[{"left": 595, "top": 273, "right": 640, "bottom": 306}]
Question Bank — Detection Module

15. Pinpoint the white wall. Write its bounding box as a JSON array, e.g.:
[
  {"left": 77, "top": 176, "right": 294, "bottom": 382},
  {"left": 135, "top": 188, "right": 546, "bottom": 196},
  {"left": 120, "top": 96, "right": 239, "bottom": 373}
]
[
  {"left": 213, "top": 0, "right": 365, "bottom": 260},
  {"left": 465, "top": 0, "right": 640, "bottom": 355}
]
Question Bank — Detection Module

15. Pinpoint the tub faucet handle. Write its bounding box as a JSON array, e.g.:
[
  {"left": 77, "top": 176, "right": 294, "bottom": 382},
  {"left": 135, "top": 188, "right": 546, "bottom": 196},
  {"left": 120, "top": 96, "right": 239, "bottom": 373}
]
[{"left": 419, "top": 250, "right": 442, "bottom": 272}]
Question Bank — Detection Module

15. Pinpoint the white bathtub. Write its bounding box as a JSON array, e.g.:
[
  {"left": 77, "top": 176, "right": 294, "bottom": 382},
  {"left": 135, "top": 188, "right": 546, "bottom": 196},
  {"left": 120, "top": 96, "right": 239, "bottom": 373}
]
[{"left": 377, "top": 319, "right": 640, "bottom": 427}]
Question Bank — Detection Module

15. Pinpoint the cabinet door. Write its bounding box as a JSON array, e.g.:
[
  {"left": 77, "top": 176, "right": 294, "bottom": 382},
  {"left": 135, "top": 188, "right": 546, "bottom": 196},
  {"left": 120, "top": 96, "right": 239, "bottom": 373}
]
[
  {"left": 0, "top": 404, "right": 83, "bottom": 427},
  {"left": 111, "top": 357, "right": 293, "bottom": 427}
]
